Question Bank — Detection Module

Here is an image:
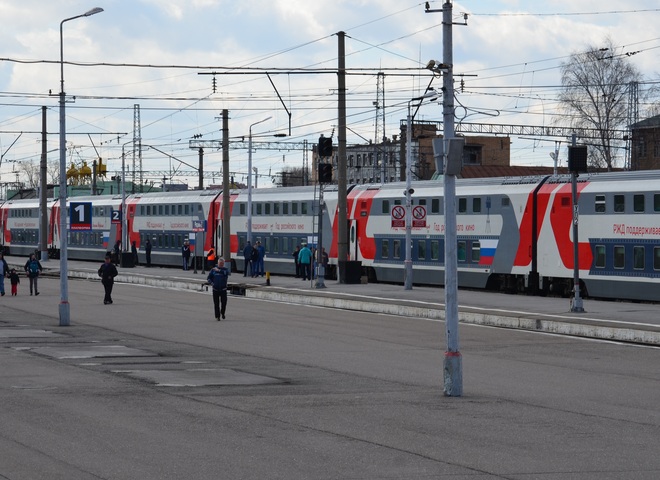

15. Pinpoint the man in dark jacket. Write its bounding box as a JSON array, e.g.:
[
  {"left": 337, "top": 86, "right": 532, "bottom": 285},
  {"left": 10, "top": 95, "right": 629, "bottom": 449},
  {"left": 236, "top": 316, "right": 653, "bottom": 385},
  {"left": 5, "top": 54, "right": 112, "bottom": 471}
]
[
  {"left": 145, "top": 239, "right": 152, "bottom": 267},
  {"left": 98, "top": 254, "right": 119, "bottom": 304},
  {"left": 243, "top": 241, "right": 252, "bottom": 277},
  {"left": 207, "top": 258, "right": 230, "bottom": 320},
  {"left": 24, "top": 253, "right": 43, "bottom": 296},
  {"left": 0, "top": 252, "right": 8, "bottom": 297}
]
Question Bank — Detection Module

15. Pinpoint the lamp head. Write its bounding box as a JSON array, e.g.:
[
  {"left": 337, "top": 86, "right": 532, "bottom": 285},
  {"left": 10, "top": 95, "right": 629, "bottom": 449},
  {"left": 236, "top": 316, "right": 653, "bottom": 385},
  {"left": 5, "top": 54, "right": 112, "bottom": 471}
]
[{"left": 84, "top": 7, "right": 104, "bottom": 16}]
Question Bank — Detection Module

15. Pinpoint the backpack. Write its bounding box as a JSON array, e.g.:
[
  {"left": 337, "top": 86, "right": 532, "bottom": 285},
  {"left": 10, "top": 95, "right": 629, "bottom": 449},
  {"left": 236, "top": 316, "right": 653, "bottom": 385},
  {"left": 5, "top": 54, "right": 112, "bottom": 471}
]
[{"left": 28, "top": 260, "right": 39, "bottom": 276}]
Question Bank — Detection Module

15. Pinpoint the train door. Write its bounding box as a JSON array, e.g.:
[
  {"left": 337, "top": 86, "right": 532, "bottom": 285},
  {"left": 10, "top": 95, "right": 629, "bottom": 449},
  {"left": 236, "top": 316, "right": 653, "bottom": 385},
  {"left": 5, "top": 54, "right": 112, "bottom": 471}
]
[{"left": 349, "top": 219, "right": 358, "bottom": 261}]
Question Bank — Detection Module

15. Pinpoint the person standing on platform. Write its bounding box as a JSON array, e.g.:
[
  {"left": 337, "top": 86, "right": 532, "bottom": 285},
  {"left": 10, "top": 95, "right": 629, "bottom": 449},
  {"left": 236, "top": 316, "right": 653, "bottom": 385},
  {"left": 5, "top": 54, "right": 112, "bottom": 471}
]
[
  {"left": 243, "top": 241, "right": 252, "bottom": 277},
  {"left": 9, "top": 268, "right": 20, "bottom": 296},
  {"left": 0, "top": 252, "right": 8, "bottom": 296},
  {"left": 250, "top": 243, "right": 259, "bottom": 277},
  {"left": 145, "top": 239, "right": 152, "bottom": 267},
  {"left": 98, "top": 254, "right": 118, "bottom": 305},
  {"left": 24, "top": 253, "right": 43, "bottom": 296},
  {"left": 293, "top": 244, "right": 301, "bottom": 278},
  {"left": 256, "top": 241, "right": 265, "bottom": 276},
  {"left": 206, "top": 247, "right": 216, "bottom": 271},
  {"left": 113, "top": 240, "right": 121, "bottom": 265},
  {"left": 298, "top": 242, "right": 312, "bottom": 281},
  {"left": 131, "top": 241, "right": 139, "bottom": 266},
  {"left": 181, "top": 240, "right": 191, "bottom": 271},
  {"left": 207, "top": 257, "right": 230, "bottom": 320}
]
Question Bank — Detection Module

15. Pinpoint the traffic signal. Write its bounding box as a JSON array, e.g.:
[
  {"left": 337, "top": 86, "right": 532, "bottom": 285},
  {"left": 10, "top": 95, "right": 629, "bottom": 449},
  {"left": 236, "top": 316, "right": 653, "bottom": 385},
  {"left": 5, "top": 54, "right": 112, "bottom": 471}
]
[
  {"left": 568, "top": 145, "right": 588, "bottom": 174},
  {"left": 318, "top": 136, "right": 333, "bottom": 157},
  {"left": 318, "top": 163, "right": 333, "bottom": 183}
]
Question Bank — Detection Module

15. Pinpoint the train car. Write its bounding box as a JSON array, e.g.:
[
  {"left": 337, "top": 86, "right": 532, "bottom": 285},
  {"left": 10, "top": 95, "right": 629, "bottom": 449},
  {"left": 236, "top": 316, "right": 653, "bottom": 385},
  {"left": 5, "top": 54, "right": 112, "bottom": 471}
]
[
  {"left": 345, "top": 177, "right": 545, "bottom": 288},
  {"left": 0, "top": 197, "right": 56, "bottom": 257},
  {"left": 127, "top": 189, "right": 221, "bottom": 267},
  {"left": 531, "top": 171, "right": 660, "bottom": 302}
]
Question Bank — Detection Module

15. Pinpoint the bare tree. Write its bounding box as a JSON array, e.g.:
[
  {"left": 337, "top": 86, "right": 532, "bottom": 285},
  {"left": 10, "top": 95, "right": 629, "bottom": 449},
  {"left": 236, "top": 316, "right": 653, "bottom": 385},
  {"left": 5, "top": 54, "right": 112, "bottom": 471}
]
[
  {"left": 15, "top": 161, "right": 40, "bottom": 189},
  {"left": 559, "top": 37, "right": 642, "bottom": 170}
]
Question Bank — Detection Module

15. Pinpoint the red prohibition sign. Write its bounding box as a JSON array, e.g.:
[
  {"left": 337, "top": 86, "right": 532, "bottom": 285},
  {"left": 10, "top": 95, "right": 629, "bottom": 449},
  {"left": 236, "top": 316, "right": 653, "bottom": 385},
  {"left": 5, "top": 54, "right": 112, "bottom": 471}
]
[
  {"left": 412, "top": 205, "right": 426, "bottom": 219},
  {"left": 391, "top": 205, "right": 406, "bottom": 220}
]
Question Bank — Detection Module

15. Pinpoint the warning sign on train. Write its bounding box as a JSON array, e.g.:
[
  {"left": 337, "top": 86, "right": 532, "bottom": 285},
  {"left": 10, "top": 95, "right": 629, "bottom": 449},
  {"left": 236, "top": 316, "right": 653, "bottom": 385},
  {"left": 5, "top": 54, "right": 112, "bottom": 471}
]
[
  {"left": 391, "top": 205, "right": 405, "bottom": 228},
  {"left": 412, "top": 205, "right": 427, "bottom": 228}
]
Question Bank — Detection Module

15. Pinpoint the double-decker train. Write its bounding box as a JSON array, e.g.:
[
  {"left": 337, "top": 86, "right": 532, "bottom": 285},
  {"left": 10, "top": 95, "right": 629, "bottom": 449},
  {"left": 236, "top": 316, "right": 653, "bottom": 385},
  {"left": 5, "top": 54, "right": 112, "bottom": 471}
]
[{"left": 2, "top": 170, "right": 659, "bottom": 302}]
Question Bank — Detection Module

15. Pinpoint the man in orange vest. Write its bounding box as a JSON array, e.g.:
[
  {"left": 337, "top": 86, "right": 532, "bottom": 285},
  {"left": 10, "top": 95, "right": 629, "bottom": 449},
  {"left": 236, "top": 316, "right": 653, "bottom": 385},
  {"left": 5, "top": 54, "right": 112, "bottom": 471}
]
[{"left": 206, "top": 247, "right": 216, "bottom": 270}]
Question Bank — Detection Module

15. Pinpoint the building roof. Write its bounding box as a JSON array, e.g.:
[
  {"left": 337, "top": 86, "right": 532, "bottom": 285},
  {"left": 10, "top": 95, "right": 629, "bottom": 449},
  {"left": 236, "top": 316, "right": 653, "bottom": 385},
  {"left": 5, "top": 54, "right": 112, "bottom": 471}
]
[
  {"left": 631, "top": 114, "right": 660, "bottom": 129},
  {"left": 459, "top": 165, "right": 567, "bottom": 178}
]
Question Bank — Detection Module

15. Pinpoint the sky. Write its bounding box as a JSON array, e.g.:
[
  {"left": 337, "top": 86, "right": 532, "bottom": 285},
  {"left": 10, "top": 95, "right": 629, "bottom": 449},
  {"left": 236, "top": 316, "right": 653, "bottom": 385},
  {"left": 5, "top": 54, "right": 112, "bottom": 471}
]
[{"left": 1, "top": 0, "right": 659, "bottom": 192}]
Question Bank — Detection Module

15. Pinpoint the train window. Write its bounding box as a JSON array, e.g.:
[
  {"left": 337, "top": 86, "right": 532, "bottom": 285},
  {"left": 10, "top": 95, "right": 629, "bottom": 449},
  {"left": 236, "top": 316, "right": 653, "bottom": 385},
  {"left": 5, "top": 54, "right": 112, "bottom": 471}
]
[
  {"left": 418, "top": 240, "right": 426, "bottom": 260},
  {"left": 157, "top": 234, "right": 163, "bottom": 247},
  {"left": 301, "top": 202, "right": 308, "bottom": 214},
  {"left": 185, "top": 205, "right": 190, "bottom": 215},
  {"left": 654, "top": 247, "right": 660, "bottom": 270},
  {"left": 614, "top": 195, "right": 625, "bottom": 213},
  {"left": 431, "top": 240, "right": 440, "bottom": 261},
  {"left": 256, "top": 203, "right": 263, "bottom": 215},
  {"left": 501, "top": 197, "right": 510, "bottom": 207},
  {"left": 282, "top": 238, "right": 288, "bottom": 254},
  {"left": 655, "top": 194, "right": 660, "bottom": 212},
  {"left": 240, "top": 203, "right": 246, "bottom": 215},
  {"left": 381, "top": 240, "right": 389, "bottom": 258},
  {"left": 165, "top": 205, "right": 170, "bottom": 215},
  {"left": 431, "top": 198, "right": 441, "bottom": 214},
  {"left": 394, "top": 199, "right": 401, "bottom": 206},
  {"left": 392, "top": 239, "right": 401, "bottom": 259},
  {"left": 157, "top": 205, "right": 162, "bottom": 215},
  {"left": 458, "top": 198, "right": 467, "bottom": 213},
  {"left": 633, "top": 195, "right": 645, "bottom": 213},
  {"left": 471, "top": 241, "right": 481, "bottom": 262},
  {"left": 272, "top": 237, "right": 279, "bottom": 254},
  {"left": 292, "top": 203, "right": 298, "bottom": 215},
  {"left": 274, "top": 203, "right": 279, "bottom": 215},
  {"left": 266, "top": 203, "right": 271, "bottom": 215},
  {"left": 613, "top": 246, "right": 625, "bottom": 269},
  {"left": 473, "top": 198, "right": 481, "bottom": 213},
  {"left": 382, "top": 200, "right": 389, "bottom": 214},
  {"left": 176, "top": 205, "right": 181, "bottom": 215},
  {"left": 561, "top": 196, "right": 570, "bottom": 207},
  {"left": 595, "top": 245, "right": 606, "bottom": 268},
  {"left": 283, "top": 203, "right": 289, "bottom": 215},
  {"left": 595, "top": 195, "right": 606, "bottom": 213},
  {"left": 457, "top": 241, "right": 467, "bottom": 262},
  {"left": 633, "top": 246, "right": 645, "bottom": 270},
  {"left": 418, "top": 199, "right": 426, "bottom": 206}
]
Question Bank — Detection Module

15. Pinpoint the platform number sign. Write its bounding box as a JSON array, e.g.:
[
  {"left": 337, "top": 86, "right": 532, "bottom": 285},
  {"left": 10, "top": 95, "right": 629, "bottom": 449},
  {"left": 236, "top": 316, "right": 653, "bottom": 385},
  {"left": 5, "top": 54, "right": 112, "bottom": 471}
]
[
  {"left": 70, "top": 202, "right": 92, "bottom": 231},
  {"left": 111, "top": 209, "right": 121, "bottom": 224}
]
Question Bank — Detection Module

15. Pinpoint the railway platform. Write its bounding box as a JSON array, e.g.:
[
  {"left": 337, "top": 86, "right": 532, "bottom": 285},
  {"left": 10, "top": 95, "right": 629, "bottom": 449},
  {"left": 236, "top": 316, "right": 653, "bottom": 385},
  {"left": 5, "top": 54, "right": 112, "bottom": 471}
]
[{"left": 4, "top": 255, "right": 660, "bottom": 346}]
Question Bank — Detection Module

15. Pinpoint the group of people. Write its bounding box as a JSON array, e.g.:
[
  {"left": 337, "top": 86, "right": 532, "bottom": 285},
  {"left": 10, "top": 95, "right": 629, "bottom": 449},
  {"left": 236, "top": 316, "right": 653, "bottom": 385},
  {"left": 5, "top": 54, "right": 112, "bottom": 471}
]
[
  {"left": 293, "top": 244, "right": 328, "bottom": 281},
  {"left": 111, "top": 239, "right": 153, "bottom": 268},
  {"left": 242, "top": 241, "right": 265, "bottom": 278},
  {"left": 0, "top": 251, "right": 43, "bottom": 297}
]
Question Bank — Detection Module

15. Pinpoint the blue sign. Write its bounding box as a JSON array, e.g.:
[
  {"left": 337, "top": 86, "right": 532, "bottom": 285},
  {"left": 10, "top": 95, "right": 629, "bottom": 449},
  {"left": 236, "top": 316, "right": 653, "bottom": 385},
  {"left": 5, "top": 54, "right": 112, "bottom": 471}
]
[{"left": 192, "top": 220, "right": 207, "bottom": 232}]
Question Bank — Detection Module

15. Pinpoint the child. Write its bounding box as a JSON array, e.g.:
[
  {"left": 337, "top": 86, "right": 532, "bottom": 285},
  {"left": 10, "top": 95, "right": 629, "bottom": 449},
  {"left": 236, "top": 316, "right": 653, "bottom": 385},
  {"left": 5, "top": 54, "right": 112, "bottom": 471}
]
[{"left": 9, "top": 268, "right": 20, "bottom": 296}]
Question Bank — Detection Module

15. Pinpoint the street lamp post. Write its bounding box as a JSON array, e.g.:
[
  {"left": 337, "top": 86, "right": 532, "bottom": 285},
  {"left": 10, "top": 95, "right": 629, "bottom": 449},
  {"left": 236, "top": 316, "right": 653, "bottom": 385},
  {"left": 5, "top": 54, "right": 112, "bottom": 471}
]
[
  {"left": 247, "top": 116, "right": 271, "bottom": 244},
  {"left": 405, "top": 91, "right": 437, "bottom": 291},
  {"left": 58, "top": 7, "right": 104, "bottom": 327}
]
